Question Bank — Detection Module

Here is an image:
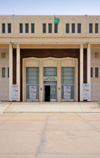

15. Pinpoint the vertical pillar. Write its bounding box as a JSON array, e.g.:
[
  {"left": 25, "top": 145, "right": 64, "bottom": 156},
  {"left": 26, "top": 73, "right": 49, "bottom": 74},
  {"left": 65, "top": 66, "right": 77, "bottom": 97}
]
[
  {"left": 87, "top": 43, "right": 91, "bottom": 101},
  {"left": 57, "top": 60, "right": 61, "bottom": 102},
  {"left": 17, "top": 43, "right": 20, "bottom": 101},
  {"left": 80, "top": 44, "right": 83, "bottom": 101},
  {"left": 9, "top": 43, "right": 13, "bottom": 101},
  {"left": 39, "top": 60, "right": 43, "bottom": 102}
]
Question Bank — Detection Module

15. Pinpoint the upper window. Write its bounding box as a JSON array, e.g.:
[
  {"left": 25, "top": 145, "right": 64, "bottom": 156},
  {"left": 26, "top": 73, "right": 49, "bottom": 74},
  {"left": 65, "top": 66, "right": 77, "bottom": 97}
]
[
  {"left": 8, "top": 24, "right": 11, "bottom": 33},
  {"left": 43, "top": 24, "right": 46, "bottom": 33},
  {"left": 95, "top": 24, "right": 98, "bottom": 33},
  {"left": 72, "top": 24, "right": 75, "bottom": 33},
  {"left": 48, "top": 24, "right": 52, "bottom": 33},
  {"left": 66, "top": 24, "right": 69, "bottom": 33},
  {"left": 2, "top": 24, "right": 5, "bottom": 33},
  {"left": 25, "top": 24, "right": 29, "bottom": 33},
  {"left": 89, "top": 24, "right": 93, "bottom": 33},
  {"left": 95, "top": 68, "right": 99, "bottom": 77},
  {"left": 19, "top": 24, "right": 23, "bottom": 33},
  {"left": 31, "top": 24, "right": 34, "bottom": 33},
  {"left": 78, "top": 24, "right": 81, "bottom": 33},
  {"left": 54, "top": 24, "right": 58, "bottom": 33}
]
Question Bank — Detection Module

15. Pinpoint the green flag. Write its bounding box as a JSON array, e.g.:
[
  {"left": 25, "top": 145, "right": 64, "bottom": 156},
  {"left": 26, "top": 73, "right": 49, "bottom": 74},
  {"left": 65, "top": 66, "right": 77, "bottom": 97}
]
[{"left": 54, "top": 16, "right": 60, "bottom": 24}]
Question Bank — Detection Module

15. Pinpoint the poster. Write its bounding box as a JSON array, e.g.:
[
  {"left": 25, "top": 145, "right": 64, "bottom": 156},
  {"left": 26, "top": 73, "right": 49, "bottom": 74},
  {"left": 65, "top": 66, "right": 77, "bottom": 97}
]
[
  {"left": 30, "top": 86, "right": 36, "bottom": 100},
  {"left": 51, "top": 87, "right": 55, "bottom": 94},
  {"left": 64, "top": 86, "right": 71, "bottom": 100},
  {"left": 11, "top": 84, "right": 18, "bottom": 101},
  {"left": 82, "top": 84, "right": 90, "bottom": 100}
]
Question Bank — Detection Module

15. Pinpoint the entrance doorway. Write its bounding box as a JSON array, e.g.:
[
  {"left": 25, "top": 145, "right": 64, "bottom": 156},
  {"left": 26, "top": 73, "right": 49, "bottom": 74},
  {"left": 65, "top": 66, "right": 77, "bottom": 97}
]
[
  {"left": 44, "top": 85, "right": 57, "bottom": 102},
  {"left": 44, "top": 67, "right": 57, "bottom": 102},
  {"left": 45, "top": 86, "right": 50, "bottom": 101}
]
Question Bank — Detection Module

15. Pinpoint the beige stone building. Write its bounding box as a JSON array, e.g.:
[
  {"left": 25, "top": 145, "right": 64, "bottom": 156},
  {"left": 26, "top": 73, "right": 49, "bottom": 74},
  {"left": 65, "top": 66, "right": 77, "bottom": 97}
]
[{"left": 0, "top": 15, "right": 100, "bottom": 102}]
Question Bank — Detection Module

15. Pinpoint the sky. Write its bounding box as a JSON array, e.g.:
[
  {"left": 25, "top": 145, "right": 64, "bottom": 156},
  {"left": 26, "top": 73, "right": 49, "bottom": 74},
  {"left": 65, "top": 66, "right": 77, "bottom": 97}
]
[{"left": 0, "top": 0, "right": 100, "bottom": 15}]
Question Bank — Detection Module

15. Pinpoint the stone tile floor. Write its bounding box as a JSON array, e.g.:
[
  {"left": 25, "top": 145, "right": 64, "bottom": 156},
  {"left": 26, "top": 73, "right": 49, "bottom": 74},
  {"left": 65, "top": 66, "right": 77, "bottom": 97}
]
[
  {"left": 0, "top": 112, "right": 100, "bottom": 158},
  {"left": 3, "top": 102, "right": 100, "bottom": 113}
]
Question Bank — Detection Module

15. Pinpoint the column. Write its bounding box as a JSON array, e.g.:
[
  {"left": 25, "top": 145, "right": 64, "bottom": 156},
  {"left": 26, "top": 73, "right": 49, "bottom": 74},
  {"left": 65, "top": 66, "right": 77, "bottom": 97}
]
[
  {"left": 57, "top": 60, "right": 61, "bottom": 102},
  {"left": 9, "top": 43, "right": 13, "bottom": 101},
  {"left": 87, "top": 43, "right": 91, "bottom": 101},
  {"left": 80, "top": 44, "right": 83, "bottom": 101},
  {"left": 39, "top": 60, "right": 43, "bottom": 102},
  {"left": 17, "top": 43, "right": 20, "bottom": 101}
]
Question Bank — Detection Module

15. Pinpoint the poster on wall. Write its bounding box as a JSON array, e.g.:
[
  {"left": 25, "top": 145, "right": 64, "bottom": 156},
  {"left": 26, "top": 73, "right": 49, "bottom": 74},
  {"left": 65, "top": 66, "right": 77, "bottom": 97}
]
[
  {"left": 64, "top": 86, "right": 71, "bottom": 100},
  {"left": 51, "top": 87, "right": 55, "bottom": 94},
  {"left": 82, "top": 84, "right": 90, "bottom": 100},
  {"left": 11, "top": 84, "right": 18, "bottom": 101},
  {"left": 30, "top": 86, "right": 36, "bottom": 100}
]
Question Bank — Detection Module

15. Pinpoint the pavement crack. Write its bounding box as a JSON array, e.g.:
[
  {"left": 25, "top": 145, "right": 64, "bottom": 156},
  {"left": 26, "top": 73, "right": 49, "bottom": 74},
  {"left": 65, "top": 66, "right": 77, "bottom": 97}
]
[
  {"left": 76, "top": 113, "right": 100, "bottom": 133},
  {"left": 35, "top": 114, "right": 49, "bottom": 158}
]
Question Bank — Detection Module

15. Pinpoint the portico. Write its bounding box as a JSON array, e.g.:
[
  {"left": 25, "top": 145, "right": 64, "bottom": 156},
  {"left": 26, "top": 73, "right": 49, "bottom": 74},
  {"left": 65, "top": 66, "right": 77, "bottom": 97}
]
[{"left": 7, "top": 42, "right": 91, "bottom": 102}]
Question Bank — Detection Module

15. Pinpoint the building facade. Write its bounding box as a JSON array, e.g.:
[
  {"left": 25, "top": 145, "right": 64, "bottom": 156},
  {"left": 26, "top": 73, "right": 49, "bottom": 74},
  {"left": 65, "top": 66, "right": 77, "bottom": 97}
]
[{"left": 0, "top": 15, "right": 100, "bottom": 102}]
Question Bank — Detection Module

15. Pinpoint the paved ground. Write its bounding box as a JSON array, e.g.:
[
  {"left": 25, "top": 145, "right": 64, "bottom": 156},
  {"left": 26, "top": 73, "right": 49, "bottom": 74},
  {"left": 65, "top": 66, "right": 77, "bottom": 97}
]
[
  {"left": 4, "top": 102, "right": 100, "bottom": 113},
  {"left": 0, "top": 102, "right": 10, "bottom": 114},
  {"left": 0, "top": 112, "right": 100, "bottom": 158}
]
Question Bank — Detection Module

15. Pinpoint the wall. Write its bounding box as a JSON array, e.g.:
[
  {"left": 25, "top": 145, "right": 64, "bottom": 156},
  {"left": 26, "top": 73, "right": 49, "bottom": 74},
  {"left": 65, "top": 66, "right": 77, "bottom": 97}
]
[
  {"left": 0, "top": 15, "right": 100, "bottom": 45},
  {"left": 0, "top": 49, "right": 9, "bottom": 101}
]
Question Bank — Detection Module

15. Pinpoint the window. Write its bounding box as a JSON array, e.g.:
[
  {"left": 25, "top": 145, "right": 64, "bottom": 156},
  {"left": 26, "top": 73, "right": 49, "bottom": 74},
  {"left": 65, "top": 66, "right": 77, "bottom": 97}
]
[
  {"left": 44, "top": 67, "right": 57, "bottom": 76},
  {"left": 8, "top": 68, "right": 9, "bottom": 77},
  {"left": 2, "top": 24, "right": 5, "bottom": 33},
  {"left": 31, "top": 24, "right": 34, "bottom": 33},
  {"left": 25, "top": 24, "right": 29, "bottom": 33},
  {"left": 72, "top": 24, "right": 75, "bottom": 33},
  {"left": 54, "top": 24, "right": 58, "bottom": 33},
  {"left": 78, "top": 24, "right": 81, "bottom": 33},
  {"left": 89, "top": 24, "right": 93, "bottom": 33},
  {"left": 95, "top": 24, "right": 98, "bottom": 33},
  {"left": 91, "top": 68, "right": 93, "bottom": 77},
  {"left": 26, "top": 67, "right": 39, "bottom": 100},
  {"left": 61, "top": 67, "right": 75, "bottom": 100},
  {"left": 2, "top": 68, "right": 5, "bottom": 77},
  {"left": 95, "top": 68, "right": 99, "bottom": 77},
  {"left": 19, "top": 24, "right": 23, "bottom": 33},
  {"left": 43, "top": 24, "right": 46, "bottom": 33},
  {"left": 66, "top": 24, "right": 69, "bottom": 33},
  {"left": 8, "top": 24, "right": 11, "bottom": 33},
  {"left": 48, "top": 24, "right": 52, "bottom": 33}
]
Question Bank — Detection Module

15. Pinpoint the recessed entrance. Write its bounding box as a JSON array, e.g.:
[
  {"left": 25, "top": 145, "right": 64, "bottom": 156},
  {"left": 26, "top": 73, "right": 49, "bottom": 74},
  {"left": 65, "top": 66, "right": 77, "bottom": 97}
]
[
  {"left": 45, "top": 86, "right": 50, "bottom": 101},
  {"left": 44, "top": 67, "right": 57, "bottom": 102}
]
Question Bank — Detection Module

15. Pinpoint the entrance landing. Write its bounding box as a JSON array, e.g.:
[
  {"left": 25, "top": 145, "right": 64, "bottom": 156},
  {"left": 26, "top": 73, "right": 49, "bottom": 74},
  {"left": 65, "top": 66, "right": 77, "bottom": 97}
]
[{"left": 4, "top": 102, "right": 100, "bottom": 113}]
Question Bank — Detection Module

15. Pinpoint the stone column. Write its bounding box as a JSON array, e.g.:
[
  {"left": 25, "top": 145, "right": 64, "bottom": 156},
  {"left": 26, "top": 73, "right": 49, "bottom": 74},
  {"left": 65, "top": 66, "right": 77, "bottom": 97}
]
[
  {"left": 57, "top": 60, "right": 61, "bottom": 102},
  {"left": 87, "top": 43, "right": 91, "bottom": 101},
  {"left": 39, "top": 60, "right": 43, "bottom": 102},
  {"left": 17, "top": 43, "right": 20, "bottom": 101},
  {"left": 9, "top": 43, "right": 13, "bottom": 101},
  {"left": 80, "top": 44, "right": 83, "bottom": 101}
]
